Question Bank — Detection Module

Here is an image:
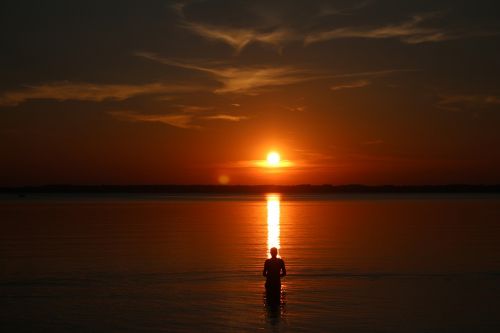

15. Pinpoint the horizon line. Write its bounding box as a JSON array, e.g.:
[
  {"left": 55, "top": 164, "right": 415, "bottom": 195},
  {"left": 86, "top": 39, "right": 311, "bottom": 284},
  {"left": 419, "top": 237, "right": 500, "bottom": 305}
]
[{"left": 1, "top": 184, "right": 499, "bottom": 194}]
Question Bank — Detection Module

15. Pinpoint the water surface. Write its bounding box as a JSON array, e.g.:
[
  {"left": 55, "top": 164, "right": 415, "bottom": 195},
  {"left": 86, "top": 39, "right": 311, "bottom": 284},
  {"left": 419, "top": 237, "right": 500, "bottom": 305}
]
[{"left": 1, "top": 194, "right": 500, "bottom": 332}]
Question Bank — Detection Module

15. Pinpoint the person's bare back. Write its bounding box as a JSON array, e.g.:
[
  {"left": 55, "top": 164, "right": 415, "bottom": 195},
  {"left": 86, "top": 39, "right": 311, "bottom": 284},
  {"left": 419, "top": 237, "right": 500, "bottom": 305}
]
[{"left": 263, "top": 247, "right": 286, "bottom": 291}]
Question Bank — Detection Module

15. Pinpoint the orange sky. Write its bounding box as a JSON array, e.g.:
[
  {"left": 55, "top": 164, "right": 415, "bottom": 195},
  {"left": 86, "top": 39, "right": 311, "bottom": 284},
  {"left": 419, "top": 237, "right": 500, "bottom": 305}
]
[{"left": 0, "top": 1, "right": 499, "bottom": 185}]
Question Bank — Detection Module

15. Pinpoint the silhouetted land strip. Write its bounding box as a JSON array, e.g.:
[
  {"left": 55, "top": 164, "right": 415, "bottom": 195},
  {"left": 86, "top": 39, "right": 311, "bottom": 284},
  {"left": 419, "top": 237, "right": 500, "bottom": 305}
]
[{"left": 1, "top": 184, "right": 500, "bottom": 195}]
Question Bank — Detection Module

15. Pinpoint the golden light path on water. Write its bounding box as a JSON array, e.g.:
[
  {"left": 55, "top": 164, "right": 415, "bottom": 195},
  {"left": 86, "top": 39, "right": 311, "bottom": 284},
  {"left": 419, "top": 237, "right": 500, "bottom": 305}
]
[{"left": 266, "top": 194, "right": 281, "bottom": 258}]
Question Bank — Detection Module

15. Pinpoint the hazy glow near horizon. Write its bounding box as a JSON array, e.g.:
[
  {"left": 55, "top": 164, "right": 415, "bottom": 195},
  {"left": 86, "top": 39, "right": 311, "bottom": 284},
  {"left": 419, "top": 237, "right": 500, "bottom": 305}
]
[{"left": 267, "top": 194, "right": 281, "bottom": 258}]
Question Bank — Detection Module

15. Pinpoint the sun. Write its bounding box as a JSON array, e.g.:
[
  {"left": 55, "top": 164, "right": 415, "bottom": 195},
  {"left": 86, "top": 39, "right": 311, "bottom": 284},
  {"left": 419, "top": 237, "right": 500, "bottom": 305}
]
[
  {"left": 267, "top": 151, "right": 281, "bottom": 167},
  {"left": 255, "top": 150, "right": 292, "bottom": 168}
]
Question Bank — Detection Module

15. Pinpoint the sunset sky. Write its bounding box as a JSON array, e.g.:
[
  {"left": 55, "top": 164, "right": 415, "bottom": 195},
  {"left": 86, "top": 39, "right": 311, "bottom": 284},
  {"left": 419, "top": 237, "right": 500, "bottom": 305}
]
[{"left": 1, "top": 0, "right": 499, "bottom": 185}]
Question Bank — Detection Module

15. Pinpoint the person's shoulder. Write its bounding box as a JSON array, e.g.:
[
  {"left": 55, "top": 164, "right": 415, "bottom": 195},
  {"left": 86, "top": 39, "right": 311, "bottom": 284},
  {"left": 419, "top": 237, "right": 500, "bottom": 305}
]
[{"left": 279, "top": 258, "right": 285, "bottom": 264}]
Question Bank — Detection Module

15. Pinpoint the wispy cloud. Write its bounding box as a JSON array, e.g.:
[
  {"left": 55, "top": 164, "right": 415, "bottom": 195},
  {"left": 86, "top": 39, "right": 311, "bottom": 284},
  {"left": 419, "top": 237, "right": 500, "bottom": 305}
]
[
  {"left": 436, "top": 94, "right": 500, "bottom": 111},
  {"left": 109, "top": 110, "right": 197, "bottom": 129},
  {"left": 136, "top": 52, "right": 317, "bottom": 94},
  {"left": 173, "top": 2, "right": 295, "bottom": 52},
  {"left": 173, "top": 3, "right": 496, "bottom": 52},
  {"left": 330, "top": 79, "right": 370, "bottom": 91},
  {"left": 137, "top": 52, "right": 415, "bottom": 95},
  {"left": 173, "top": 104, "right": 215, "bottom": 113},
  {"left": 109, "top": 109, "right": 249, "bottom": 129},
  {"left": 305, "top": 13, "right": 457, "bottom": 45},
  {"left": 330, "top": 69, "right": 417, "bottom": 79},
  {"left": 212, "top": 66, "right": 310, "bottom": 94},
  {"left": 0, "top": 82, "right": 200, "bottom": 107},
  {"left": 327, "top": 69, "right": 415, "bottom": 91},
  {"left": 182, "top": 22, "right": 294, "bottom": 53},
  {"left": 204, "top": 114, "right": 248, "bottom": 122}
]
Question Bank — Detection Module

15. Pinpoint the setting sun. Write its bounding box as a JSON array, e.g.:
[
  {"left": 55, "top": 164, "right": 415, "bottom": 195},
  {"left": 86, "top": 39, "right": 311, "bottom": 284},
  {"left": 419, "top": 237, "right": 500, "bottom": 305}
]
[{"left": 267, "top": 151, "right": 281, "bottom": 167}]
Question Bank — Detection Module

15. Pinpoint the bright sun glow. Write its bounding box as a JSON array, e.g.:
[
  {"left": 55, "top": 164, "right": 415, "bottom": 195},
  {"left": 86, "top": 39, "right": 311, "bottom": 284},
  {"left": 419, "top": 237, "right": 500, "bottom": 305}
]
[{"left": 267, "top": 151, "right": 281, "bottom": 167}]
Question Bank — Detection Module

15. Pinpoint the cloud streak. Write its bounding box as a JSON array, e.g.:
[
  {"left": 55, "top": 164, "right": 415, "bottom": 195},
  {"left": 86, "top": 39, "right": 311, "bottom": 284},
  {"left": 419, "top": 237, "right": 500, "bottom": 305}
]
[
  {"left": 204, "top": 114, "right": 248, "bottom": 121},
  {"left": 305, "top": 13, "right": 457, "bottom": 45},
  {"left": 173, "top": 105, "right": 215, "bottom": 113},
  {"left": 174, "top": 3, "right": 493, "bottom": 52},
  {"left": 109, "top": 111, "right": 197, "bottom": 129},
  {"left": 173, "top": 2, "right": 295, "bottom": 52},
  {"left": 437, "top": 94, "right": 500, "bottom": 111},
  {"left": 109, "top": 110, "right": 249, "bottom": 129},
  {"left": 0, "top": 82, "right": 201, "bottom": 107},
  {"left": 137, "top": 52, "right": 416, "bottom": 96},
  {"left": 136, "top": 52, "right": 317, "bottom": 94},
  {"left": 181, "top": 22, "right": 294, "bottom": 53},
  {"left": 331, "top": 79, "right": 370, "bottom": 91}
]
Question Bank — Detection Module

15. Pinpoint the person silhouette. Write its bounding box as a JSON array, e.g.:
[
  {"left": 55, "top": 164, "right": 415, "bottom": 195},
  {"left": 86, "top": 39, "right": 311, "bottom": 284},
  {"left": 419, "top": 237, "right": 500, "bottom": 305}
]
[{"left": 263, "top": 247, "right": 286, "bottom": 304}]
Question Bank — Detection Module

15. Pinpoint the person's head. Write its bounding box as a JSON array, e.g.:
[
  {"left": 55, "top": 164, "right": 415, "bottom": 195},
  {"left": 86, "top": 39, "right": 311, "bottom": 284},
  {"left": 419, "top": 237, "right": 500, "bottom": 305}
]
[{"left": 270, "top": 247, "right": 278, "bottom": 258}]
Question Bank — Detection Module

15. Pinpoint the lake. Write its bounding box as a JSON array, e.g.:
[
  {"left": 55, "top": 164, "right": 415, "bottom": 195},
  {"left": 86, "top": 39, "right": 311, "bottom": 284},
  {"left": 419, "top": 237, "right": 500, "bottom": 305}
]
[{"left": 1, "top": 194, "right": 500, "bottom": 332}]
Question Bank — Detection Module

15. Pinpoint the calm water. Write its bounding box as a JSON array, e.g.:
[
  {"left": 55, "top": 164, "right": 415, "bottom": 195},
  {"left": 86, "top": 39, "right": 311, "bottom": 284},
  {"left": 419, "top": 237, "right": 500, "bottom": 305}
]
[{"left": 1, "top": 194, "right": 500, "bottom": 332}]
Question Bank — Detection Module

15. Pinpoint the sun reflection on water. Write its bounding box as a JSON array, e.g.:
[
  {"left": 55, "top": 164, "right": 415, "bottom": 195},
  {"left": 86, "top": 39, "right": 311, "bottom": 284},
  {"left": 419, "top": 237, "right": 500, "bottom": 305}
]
[{"left": 267, "top": 194, "right": 281, "bottom": 258}]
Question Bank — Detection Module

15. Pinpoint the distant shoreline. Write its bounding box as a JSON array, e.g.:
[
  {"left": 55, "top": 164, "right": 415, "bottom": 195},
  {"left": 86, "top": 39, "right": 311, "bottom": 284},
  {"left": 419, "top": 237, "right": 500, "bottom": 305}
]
[{"left": 1, "top": 184, "right": 499, "bottom": 195}]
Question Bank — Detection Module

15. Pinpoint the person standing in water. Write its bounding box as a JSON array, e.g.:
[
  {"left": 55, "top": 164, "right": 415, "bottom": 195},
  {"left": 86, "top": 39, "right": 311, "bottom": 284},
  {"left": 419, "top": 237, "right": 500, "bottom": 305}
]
[{"left": 263, "top": 247, "right": 286, "bottom": 302}]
